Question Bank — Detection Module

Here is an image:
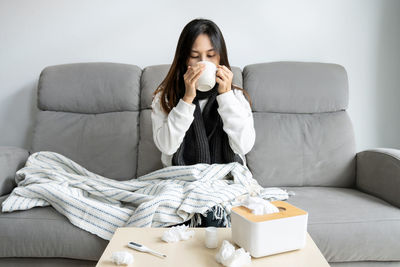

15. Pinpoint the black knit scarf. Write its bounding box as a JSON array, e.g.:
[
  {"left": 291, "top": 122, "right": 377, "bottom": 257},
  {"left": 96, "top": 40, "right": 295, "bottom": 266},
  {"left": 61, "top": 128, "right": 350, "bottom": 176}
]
[{"left": 172, "top": 84, "right": 243, "bottom": 166}]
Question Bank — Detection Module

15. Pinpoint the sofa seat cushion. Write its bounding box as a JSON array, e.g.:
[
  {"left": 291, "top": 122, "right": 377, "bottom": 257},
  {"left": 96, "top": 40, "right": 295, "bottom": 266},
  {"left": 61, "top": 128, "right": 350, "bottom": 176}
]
[
  {"left": 0, "top": 195, "right": 107, "bottom": 261},
  {"left": 284, "top": 187, "right": 400, "bottom": 262}
]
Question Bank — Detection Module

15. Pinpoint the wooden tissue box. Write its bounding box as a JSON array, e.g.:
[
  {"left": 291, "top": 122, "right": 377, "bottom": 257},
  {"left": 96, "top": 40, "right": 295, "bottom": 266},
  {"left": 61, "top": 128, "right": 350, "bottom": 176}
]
[{"left": 231, "top": 201, "right": 308, "bottom": 258}]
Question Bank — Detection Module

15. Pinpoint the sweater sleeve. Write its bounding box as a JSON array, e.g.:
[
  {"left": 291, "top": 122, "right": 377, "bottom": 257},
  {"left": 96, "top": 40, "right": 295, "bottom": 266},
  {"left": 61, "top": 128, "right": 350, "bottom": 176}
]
[
  {"left": 151, "top": 93, "right": 196, "bottom": 155},
  {"left": 216, "top": 89, "right": 256, "bottom": 155}
]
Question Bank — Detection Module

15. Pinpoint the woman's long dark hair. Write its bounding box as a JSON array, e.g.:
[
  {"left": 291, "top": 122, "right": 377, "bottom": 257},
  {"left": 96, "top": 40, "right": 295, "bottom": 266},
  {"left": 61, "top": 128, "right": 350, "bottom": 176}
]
[{"left": 153, "top": 18, "right": 252, "bottom": 114}]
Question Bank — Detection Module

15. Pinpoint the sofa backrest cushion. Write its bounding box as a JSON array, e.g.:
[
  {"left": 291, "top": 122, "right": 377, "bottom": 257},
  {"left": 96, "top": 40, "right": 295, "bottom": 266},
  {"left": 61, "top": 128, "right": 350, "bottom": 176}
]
[
  {"left": 244, "top": 61, "right": 349, "bottom": 113},
  {"left": 244, "top": 62, "right": 356, "bottom": 187},
  {"left": 136, "top": 64, "right": 244, "bottom": 177},
  {"left": 31, "top": 62, "right": 141, "bottom": 180},
  {"left": 38, "top": 62, "right": 141, "bottom": 113}
]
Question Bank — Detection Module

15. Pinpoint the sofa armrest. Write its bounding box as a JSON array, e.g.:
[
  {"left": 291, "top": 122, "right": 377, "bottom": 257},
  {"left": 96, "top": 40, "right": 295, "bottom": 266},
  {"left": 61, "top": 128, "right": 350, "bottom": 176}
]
[
  {"left": 356, "top": 148, "right": 400, "bottom": 208},
  {"left": 0, "top": 146, "right": 29, "bottom": 196}
]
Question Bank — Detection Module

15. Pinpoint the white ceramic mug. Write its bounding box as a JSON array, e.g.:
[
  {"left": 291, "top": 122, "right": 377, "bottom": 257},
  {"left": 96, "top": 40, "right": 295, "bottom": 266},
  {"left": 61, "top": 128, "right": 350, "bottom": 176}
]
[{"left": 195, "top": 61, "right": 217, "bottom": 92}]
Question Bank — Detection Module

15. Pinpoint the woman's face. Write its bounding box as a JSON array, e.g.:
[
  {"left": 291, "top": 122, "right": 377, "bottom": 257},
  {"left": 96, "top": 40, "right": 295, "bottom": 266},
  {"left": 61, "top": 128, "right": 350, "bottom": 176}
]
[{"left": 187, "top": 33, "right": 220, "bottom": 67}]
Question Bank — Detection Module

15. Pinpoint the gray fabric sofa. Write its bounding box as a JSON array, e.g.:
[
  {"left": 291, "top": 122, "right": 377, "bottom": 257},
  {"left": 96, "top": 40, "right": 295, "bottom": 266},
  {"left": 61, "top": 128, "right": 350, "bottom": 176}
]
[{"left": 1, "top": 61, "right": 399, "bottom": 266}]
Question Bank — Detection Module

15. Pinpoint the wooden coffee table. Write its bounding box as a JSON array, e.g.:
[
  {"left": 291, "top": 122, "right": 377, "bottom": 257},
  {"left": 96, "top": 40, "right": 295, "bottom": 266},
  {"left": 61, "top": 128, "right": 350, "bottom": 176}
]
[{"left": 96, "top": 227, "right": 329, "bottom": 267}]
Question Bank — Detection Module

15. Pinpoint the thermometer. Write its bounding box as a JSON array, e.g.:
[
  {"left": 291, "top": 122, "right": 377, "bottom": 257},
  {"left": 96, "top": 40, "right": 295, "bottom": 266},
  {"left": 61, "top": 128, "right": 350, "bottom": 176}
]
[{"left": 128, "top": 241, "right": 167, "bottom": 258}]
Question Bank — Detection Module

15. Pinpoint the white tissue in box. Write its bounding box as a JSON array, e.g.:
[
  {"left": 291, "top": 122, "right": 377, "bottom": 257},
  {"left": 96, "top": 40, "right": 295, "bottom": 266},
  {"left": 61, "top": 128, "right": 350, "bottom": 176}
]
[{"left": 231, "top": 201, "right": 308, "bottom": 258}]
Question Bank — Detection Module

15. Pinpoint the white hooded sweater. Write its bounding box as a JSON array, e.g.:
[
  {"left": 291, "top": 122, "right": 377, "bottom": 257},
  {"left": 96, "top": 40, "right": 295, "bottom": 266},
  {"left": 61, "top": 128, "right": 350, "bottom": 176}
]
[{"left": 151, "top": 89, "right": 256, "bottom": 167}]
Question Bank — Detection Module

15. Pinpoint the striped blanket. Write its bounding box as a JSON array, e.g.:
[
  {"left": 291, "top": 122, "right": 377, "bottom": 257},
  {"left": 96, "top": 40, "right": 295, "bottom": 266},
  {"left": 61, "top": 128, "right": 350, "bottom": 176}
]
[{"left": 1, "top": 151, "right": 290, "bottom": 240}]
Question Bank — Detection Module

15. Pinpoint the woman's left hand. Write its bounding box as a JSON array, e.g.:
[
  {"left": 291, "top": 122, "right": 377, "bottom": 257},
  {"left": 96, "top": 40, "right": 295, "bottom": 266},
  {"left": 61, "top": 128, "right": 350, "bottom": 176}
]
[{"left": 216, "top": 65, "right": 233, "bottom": 94}]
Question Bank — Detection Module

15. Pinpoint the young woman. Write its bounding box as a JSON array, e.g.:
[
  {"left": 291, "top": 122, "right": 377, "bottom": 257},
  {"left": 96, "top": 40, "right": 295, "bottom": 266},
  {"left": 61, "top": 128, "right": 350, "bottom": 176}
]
[{"left": 151, "top": 18, "right": 255, "bottom": 169}]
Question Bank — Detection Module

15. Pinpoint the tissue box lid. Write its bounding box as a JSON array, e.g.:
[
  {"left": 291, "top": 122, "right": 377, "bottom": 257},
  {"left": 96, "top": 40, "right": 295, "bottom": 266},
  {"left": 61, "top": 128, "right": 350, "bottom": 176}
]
[{"left": 231, "top": 201, "right": 307, "bottom": 223}]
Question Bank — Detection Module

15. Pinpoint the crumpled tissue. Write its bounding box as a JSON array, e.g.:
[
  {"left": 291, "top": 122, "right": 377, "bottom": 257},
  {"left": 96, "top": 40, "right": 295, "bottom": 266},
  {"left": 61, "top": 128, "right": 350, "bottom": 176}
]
[
  {"left": 242, "top": 195, "right": 279, "bottom": 215},
  {"left": 259, "top": 187, "right": 294, "bottom": 200},
  {"left": 162, "top": 225, "right": 195, "bottom": 243},
  {"left": 215, "top": 240, "right": 251, "bottom": 267},
  {"left": 111, "top": 251, "right": 134, "bottom": 265}
]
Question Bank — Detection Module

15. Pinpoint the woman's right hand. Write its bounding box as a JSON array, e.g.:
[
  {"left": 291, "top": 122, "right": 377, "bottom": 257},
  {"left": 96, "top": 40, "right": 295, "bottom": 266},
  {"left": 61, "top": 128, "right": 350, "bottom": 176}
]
[{"left": 183, "top": 63, "right": 205, "bottom": 103}]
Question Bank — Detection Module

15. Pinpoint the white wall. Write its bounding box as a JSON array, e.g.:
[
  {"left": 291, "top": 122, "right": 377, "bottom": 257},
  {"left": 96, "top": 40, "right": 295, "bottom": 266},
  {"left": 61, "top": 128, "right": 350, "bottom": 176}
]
[{"left": 1, "top": 0, "right": 399, "bottom": 152}]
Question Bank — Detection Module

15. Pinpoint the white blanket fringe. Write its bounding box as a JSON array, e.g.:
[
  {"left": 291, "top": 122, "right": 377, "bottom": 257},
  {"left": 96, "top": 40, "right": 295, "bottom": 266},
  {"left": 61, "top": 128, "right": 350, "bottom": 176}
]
[{"left": 1, "top": 151, "right": 290, "bottom": 240}]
